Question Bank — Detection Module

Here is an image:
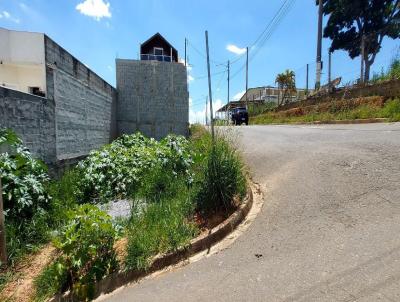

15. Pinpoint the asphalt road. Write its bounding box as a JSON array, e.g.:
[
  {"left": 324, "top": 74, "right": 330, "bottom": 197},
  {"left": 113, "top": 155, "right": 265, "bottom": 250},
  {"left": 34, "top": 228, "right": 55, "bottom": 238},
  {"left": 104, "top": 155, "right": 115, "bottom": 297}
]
[{"left": 103, "top": 123, "right": 400, "bottom": 302}]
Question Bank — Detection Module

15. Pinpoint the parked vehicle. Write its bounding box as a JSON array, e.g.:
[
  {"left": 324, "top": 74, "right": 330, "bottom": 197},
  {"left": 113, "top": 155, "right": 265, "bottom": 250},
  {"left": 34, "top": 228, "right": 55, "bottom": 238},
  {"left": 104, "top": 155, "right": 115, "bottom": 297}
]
[{"left": 231, "top": 107, "right": 249, "bottom": 125}]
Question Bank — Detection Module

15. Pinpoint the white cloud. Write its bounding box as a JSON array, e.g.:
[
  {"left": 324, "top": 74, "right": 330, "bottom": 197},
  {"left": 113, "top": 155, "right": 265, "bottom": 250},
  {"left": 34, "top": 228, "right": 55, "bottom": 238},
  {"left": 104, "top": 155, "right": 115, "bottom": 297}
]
[
  {"left": 19, "top": 3, "right": 28, "bottom": 10},
  {"left": 107, "top": 65, "right": 113, "bottom": 71},
  {"left": 189, "top": 98, "right": 224, "bottom": 124},
  {"left": 0, "top": 11, "right": 20, "bottom": 23},
  {"left": 76, "top": 0, "right": 111, "bottom": 21},
  {"left": 179, "top": 58, "right": 192, "bottom": 71},
  {"left": 187, "top": 75, "right": 194, "bottom": 83},
  {"left": 233, "top": 90, "right": 245, "bottom": 101},
  {"left": 226, "top": 44, "right": 246, "bottom": 55}
]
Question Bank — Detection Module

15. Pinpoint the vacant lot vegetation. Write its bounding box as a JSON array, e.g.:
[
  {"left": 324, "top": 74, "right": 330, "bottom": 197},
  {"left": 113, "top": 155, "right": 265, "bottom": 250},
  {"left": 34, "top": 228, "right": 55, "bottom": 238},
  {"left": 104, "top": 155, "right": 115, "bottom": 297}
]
[
  {"left": 251, "top": 97, "right": 400, "bottom": 124},
  {"left": 0, "top": 125, "right": 246, "bottom": 301}
]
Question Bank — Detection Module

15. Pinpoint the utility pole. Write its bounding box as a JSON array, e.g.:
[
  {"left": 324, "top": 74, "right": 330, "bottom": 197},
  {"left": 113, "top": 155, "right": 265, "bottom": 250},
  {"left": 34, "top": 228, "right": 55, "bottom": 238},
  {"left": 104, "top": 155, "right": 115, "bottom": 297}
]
[
  {"left": 205, "top": 31, "right": 215, "bottom": 140},
  {"left": 0, "top": 178, "right": 6, "bottom": 266},
  {"left": 227, "top": 60, "right": 230, "bottom": 123},
  {"left": 315, "top": 0, "right": 323, "bottom": 89},
  {"left": 184, "top": 38, "right": 187, "bottom": 67},
  {"left": 245, "top": 47, "right": 249, "bottom": 107},
  {"left": 306, "top": 63, "right": 309, "bottom": 96},
  {"left": 328, "top": 50, "right": 332, "bottom": 92},
  {"left": 360, "top": 34, "right": 365, "bottom": 85}
]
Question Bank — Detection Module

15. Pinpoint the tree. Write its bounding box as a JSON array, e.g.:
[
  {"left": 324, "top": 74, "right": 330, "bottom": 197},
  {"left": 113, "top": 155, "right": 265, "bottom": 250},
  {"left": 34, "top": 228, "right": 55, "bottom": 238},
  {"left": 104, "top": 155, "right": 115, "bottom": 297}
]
[
  {"left": 275, "top": 70, "right": 297, "bottom": 106},
  {"left": 319, "top": 0, "right": 400, "bottom": 82}
]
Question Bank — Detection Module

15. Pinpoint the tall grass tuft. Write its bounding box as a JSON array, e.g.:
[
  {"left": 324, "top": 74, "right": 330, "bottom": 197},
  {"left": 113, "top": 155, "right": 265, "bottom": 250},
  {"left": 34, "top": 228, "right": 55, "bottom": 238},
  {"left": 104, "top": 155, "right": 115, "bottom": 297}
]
[
  {"left": 125, "top": 192, "right": 197, "bottom": 271},
  {"left": 190, "top": 127, "right": 247, "bottom": 214}
]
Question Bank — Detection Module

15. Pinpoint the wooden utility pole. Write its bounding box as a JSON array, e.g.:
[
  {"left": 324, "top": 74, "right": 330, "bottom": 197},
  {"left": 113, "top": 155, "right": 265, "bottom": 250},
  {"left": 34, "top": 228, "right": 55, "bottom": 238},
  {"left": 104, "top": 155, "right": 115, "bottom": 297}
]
[
  {"left": 184, "top": 38, "right": 187, "bottom": 67},
  {"left": 205, "top": 96, "right": 208, "bottom": 126},
  {"left": 227, "top": 60, "right": 230, "bottom": 123},
  {"left": 0, "top": 178, "right": 6, "bottom": 266},
  {"left": 360, "top": 34, "right": 365, "bottom": 85},
  {"left": 205, "top": 30, "right": 215, "bottom": 141},
  {"left": 328, "top": 51, "right": 332, "bottom": 92},
  {"left": 245, "top": 47, "right": 249, "bottom": 107},
  {"left": 316, "top": 0, "right": 323, "bottom": 89},
  {"left": 306, "top": 63, "right": 309, "bottom": 96}
]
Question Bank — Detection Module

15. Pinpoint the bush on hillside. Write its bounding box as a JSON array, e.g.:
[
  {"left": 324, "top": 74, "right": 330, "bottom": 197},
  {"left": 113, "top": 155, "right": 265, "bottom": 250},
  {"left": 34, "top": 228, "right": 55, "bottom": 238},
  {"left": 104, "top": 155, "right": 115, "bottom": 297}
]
[
  {"left": 42, "top": 205, "right": 118, "bottom": 300},
  {"left": 0, "top": 128, "right": 51, "bottom": 264},
  {"left": 77, "top": 133, "right": 193, "bottom": 203}
]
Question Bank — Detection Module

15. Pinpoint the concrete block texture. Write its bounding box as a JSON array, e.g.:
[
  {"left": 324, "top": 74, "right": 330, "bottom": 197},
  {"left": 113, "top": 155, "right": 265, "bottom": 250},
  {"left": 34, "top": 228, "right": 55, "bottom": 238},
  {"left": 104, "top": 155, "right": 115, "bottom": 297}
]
[
  {"left": 0, "top": 86, "right": 57, "bottom": 164},
  {"left": 116, "top": 59, "right": 189, "bottom": 140},
  {"left": 53, "top": 69, "right": 115, "bottom": 160}
]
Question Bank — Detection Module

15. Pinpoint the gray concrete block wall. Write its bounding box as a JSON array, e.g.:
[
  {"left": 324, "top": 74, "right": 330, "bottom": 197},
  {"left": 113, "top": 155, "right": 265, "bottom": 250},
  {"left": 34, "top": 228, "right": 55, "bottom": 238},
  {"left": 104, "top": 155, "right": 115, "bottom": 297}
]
[
  {"left": 44, "top": 36, "right": 115, "bottom": 97},
  {"left": 0, "top": 87, "right": 57, "bottom": 164},
  {"left": 53, "top": 69, "right": 115, "bottom": 160},
  {"left": 44, "top": 35, "right": 118, "bottom": 161},
  {"left": 116, "top": 59, "right": 189, "bottom": 140}
]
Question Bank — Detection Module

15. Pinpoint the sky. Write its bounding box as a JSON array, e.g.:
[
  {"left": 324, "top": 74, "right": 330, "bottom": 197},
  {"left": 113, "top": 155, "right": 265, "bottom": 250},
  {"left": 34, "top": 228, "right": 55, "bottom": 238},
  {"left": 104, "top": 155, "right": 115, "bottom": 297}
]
[{"left": 0, "top": 0, "right": 399, "bottom": 124}]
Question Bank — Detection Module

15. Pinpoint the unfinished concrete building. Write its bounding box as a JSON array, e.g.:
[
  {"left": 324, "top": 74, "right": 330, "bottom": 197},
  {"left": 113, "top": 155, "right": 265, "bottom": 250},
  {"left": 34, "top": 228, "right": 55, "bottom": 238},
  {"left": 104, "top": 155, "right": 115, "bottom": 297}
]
[{"left": 116, "top": 33, "right": 189, "bottom": 140}]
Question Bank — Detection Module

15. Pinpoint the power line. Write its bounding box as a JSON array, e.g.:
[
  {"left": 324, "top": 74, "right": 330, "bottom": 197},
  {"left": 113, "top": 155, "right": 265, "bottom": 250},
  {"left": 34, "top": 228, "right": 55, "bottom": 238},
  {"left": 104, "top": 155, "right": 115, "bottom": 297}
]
[
  {"left": 227, "top": 0, "right": 294, "bottom": 65},
  {"left": 187, "top": 39, "right": 224, "bottom": 66},
  {"left": 230, "top": 0, "right": 296, "bottom": 80}
]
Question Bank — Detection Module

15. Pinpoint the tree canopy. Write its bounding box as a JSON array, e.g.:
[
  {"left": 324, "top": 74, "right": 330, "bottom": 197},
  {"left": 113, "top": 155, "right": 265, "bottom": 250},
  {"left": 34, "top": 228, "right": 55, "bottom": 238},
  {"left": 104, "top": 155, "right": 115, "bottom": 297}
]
[
  {"left": 318, "top": 0, "right": 400, "bottom": 81},
  {"left": 275, "top": 70, "right": 296, "bottom": 106}
]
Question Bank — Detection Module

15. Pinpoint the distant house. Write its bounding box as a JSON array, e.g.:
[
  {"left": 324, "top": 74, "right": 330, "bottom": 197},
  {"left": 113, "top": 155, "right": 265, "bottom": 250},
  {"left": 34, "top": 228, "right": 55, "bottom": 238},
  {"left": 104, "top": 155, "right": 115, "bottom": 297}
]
[
  {"left": 140, "top": 33, "right": 178, "bottom": 63},
  {"left": 216, "top": 86, "right": 312, "bottom": 115},
  {"left": 116, "top": 33, "right": 188, "bottom": 140}
]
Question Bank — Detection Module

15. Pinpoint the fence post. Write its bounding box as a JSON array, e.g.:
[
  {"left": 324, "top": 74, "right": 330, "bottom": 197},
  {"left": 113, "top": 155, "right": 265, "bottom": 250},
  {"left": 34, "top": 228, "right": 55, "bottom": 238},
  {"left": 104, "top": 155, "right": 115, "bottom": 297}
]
[{"left": 0, "top": 177, "right": 6, "bottom": 266}]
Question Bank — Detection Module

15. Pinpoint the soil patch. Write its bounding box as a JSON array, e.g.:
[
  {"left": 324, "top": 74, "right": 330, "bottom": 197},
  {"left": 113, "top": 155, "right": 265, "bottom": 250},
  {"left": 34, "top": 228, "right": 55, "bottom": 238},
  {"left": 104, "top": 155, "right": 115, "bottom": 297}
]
[{"left": 0, "top": 244, "right": 58, "bottom": 302}]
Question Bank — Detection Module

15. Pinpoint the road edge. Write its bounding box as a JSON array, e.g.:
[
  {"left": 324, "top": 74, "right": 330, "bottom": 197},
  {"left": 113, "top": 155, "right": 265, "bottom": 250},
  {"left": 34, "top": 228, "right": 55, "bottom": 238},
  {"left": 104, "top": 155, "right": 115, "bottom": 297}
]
[{"left": 250, "top": 118, "right": 391, "bottom": 126}]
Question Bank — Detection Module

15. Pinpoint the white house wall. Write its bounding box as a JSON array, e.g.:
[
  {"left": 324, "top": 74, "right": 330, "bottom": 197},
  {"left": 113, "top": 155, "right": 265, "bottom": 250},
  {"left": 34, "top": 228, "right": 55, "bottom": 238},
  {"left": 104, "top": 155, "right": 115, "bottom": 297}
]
[{"left": 0, "top": 28, "right": 46, "bottom": 94}]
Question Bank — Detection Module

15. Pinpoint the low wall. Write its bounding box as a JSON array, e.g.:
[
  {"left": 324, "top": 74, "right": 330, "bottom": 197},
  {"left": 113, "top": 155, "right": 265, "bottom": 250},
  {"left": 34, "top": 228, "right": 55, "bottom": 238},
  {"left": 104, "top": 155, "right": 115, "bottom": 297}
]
[
  {"left": 0, "top": 86, "right": 57, "bottom": 164},
  {"left": 278, "top": 79, "right": 400, "bottom": 111}
]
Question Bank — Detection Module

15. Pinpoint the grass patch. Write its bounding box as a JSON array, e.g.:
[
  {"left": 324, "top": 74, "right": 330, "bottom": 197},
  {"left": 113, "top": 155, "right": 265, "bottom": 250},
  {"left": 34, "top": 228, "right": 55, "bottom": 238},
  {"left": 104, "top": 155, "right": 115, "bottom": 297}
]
[
  {"left": 251, "top": 98, "right": 400, "bottom": 124},
  {"left": 34, "top": 262, "right": 67, "bottom": 302},
  {"left": 125, "top": 193, "right": 197, "bottom": 270}
]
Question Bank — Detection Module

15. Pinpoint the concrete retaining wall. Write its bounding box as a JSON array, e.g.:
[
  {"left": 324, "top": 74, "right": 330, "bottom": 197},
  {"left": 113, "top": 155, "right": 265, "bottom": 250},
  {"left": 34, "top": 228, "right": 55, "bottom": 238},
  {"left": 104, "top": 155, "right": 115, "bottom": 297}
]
[
  {"left": 53, "top": 69, "right": 116, "bottom": 160},
  {"left": 116, "top": 59, "right": 189, "bottom": 140},
  {"left": 45, "top": 36, "right": 117, "bottom": 161},
  {"left": 0, "top": 86, "right": 56, "bottom": 163},
  {"left": 278, "top": 79, "right": 400, "bottom": 112}
]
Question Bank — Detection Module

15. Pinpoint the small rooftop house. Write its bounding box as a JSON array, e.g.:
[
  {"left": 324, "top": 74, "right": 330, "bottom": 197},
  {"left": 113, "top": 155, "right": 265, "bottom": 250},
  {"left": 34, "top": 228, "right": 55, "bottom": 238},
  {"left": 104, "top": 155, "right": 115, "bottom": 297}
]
[{"left": 140, "top": 33, "right": 178, "bottom": 62}]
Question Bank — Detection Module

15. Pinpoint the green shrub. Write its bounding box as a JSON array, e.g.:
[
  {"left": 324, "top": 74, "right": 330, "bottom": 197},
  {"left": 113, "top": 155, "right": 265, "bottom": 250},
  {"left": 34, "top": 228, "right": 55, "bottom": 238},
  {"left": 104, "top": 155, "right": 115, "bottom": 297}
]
[
  {"left": 0, "top": 128, "right": 51, "bottom": 264},
  {"left": 389, "top": 59, "right": 400, "bottom": 80},
  {"left": 50, "top": 204, "right": 118, "bottom": 300},
  {"left": 77, "top": 133, "right": 193, "bottom": 202},
  {"left": 46, "top": 168, "right": 83, "bottom": 228},
  {"left": 381, "top": 99, "right": 400, "bottom": 121}
]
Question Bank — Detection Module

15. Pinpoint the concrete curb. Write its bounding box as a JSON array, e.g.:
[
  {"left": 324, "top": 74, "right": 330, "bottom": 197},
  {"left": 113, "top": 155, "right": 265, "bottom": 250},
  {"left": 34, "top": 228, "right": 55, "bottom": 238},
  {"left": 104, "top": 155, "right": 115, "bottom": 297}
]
[
  {"left": 251, "top": 118, "right": 391, "bottom": 126},
  {"left": 297, "top": 118, "right": 390, "bottom": 125},
  {"left": 51, "top": 188, "right": 254, "bottom": 302}
]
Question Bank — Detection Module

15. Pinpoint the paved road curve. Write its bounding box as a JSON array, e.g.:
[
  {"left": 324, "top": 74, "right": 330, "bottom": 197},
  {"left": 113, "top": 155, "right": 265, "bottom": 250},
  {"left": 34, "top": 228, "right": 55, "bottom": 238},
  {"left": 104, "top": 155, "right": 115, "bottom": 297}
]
[{"left": 103, "top": 123, "right": 400, "bottom": 302}]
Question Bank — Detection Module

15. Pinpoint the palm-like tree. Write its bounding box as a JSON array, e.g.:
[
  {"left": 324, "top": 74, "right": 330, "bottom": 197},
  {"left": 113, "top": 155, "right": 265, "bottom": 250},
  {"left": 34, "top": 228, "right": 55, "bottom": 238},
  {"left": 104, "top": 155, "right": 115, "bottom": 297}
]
[{"left": 275, "top": 70, "right": 296, "bottom": 106}]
